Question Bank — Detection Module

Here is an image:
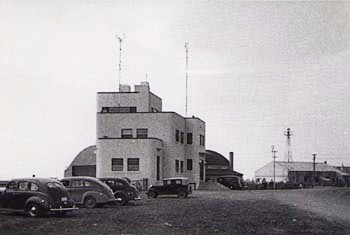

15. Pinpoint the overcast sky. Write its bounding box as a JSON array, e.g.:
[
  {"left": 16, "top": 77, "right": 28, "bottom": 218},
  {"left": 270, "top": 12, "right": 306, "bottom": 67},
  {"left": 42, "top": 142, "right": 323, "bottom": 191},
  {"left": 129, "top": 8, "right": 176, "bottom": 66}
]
[{"left": 1, "top": 0, "right": 349, "bottom": 180}]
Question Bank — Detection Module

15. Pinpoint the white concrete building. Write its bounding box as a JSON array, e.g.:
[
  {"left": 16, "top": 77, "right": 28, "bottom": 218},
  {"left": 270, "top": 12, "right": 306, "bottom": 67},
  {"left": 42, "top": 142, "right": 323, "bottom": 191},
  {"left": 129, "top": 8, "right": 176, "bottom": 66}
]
[{"left": 96, "top": 82, "right": 206, "bottom": 188}]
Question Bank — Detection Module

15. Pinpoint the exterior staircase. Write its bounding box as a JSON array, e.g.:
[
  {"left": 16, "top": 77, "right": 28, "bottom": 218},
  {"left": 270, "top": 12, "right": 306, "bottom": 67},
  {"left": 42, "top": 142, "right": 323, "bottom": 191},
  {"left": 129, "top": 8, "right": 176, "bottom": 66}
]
[{"left": 198, "top": 180, "right": 230, "bottom": 191}]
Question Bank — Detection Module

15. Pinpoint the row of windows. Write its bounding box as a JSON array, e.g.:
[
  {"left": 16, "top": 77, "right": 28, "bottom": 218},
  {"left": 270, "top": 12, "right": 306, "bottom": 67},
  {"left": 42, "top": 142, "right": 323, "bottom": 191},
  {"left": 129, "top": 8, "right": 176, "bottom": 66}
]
[
  {"left": 121, "top": 128, "right": 148, "bottom": 139},
  {"left": 112, "top": 158, "right": 140, "bottom": 171},
  {"left": 101, "top": 106, "right": 161, "bottom": 113},
  {"left": 101, "top": 106, "right": 137, "bottom": 113},
  {"left": 7, "top": 181, "right": 39, "bottom": 191},
  {"left": 175, "top": 130, "right": 202, "bottom": 146},
  {"left": 175, "top": 159, "right": 193, "bottom": 173}
]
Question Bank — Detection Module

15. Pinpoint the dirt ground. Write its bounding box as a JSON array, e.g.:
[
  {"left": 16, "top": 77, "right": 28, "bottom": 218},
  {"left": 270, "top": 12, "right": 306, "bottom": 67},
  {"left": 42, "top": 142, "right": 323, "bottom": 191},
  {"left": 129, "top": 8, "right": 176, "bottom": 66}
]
[{"left": 0, "top": 188, "right": 349, "bottom": 235}]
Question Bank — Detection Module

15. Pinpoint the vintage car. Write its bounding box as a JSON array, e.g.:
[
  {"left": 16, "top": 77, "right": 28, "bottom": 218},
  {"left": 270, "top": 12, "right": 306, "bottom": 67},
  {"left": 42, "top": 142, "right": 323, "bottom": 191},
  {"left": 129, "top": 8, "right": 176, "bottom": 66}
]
[
  {"left": 0, "top": 178, "right": 77, "bottom": 217},
  {"left": 99, "top": 178, "right": 142, "bottom": 205},
  {"left": 217, "top": 175, "right": 245, "bottom": 190},
  {"left": 60, "top": 177, "right": 117, "bottom": 208},
  {"left": 146, "top": 177, "right": 192, "bottom": 199}
]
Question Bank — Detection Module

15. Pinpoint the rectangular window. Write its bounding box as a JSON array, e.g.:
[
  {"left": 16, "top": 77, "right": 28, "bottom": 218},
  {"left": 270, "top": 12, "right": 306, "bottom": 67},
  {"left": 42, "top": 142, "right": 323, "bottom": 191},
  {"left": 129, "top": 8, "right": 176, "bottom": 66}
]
[
  {"left": 175, "top": 160, "right": 179, "bottom": 173},
  {"left": 157, "top": 156, "right": 160, "bottom": 180},
  {"left": 180, "top": 132, "right": 184, "bottom": 144},
  {"left": 180, "top": 161, "right": 184, "bottom": 173},
  {"left": 112, "top": 158, "right": 123, "bottom": 171},
  {"left": 127, "top": 158, "right": 140, "bottom": 171},
  {"left": 200, "top": 135, "right": 205, "bottom": 146},
  {"left": 71, "top": 180, "right": 84, "bottom": 188},
  {"left": 104, "top": 106, "right": 137, "bottom": 113},
  {"left": 136, "top": 128, "right": 148, "bottom": 138},
  {"left": 187, "top": 133, "right": 193, "bottom": 144},
  {"left": 187, "top": 159, "right": 193, "bottom": 171},
  {"left": 175, "top": 130, "right": 179, "bottom": 142},
  {"left": 121, "top": 129, "right": 133, "bottom": 139}
]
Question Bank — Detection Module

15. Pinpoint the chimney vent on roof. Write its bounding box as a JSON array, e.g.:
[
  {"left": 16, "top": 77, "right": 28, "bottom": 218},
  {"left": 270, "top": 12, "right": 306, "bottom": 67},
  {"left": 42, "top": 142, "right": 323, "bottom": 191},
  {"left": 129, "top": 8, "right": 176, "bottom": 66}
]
[{"left": 119, "top": 84, "right": 131, "bottom": 92}]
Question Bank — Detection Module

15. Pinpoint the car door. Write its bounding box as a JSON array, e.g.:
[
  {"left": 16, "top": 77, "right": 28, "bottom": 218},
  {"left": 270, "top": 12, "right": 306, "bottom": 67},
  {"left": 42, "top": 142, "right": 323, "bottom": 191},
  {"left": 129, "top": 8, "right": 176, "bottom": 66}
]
[
  {"left": 170, "top": 180, "right": 182, "bottom": 194},
  {"left": 1, "top": 181, "right": 17, "bottom": 208},
  {"left": 10, "top": 181, "right": 32, "bottom": 209},
  {"left": 69, "top": 180, "right": 86, "bottom": 203},
  {"left": 162, "top": 180, "right": 174, "bottom": 194},
  {"left": 115, "top": 180, "right": 125, "bottom": 191}
]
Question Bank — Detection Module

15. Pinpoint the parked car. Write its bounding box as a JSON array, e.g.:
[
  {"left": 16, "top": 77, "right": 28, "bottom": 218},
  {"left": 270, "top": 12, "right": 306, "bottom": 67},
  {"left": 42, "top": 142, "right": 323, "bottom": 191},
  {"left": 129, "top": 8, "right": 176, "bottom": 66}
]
[
  {"left": 60, "top": 177, "right": 117, "bottom": 208},
  {"left": 146, "top": 177, "right": 192, "bottom": 199},
  {"left": 99, "top": 178, "right": 142, "bottom": 205},
  {"left": 0, "top": 178, "right": 77, "bottom": 217},
  {"left": 217, "top": 175, "right": 245, "bottom": 190}
]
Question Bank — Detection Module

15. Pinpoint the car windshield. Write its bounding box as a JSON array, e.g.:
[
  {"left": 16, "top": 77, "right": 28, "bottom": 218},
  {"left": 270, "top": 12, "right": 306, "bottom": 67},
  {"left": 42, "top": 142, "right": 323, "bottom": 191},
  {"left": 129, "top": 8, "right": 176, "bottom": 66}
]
[{"left": 47, "top": 182, "right": 65, "bottom": 189}]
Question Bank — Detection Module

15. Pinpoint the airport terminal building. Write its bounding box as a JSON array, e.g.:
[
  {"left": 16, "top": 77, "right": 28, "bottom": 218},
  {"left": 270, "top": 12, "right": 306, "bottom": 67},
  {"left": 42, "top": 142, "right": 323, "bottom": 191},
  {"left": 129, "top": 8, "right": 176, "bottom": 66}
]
[{"left": 66, "top": 82, "right": 207, "bottom": 188}]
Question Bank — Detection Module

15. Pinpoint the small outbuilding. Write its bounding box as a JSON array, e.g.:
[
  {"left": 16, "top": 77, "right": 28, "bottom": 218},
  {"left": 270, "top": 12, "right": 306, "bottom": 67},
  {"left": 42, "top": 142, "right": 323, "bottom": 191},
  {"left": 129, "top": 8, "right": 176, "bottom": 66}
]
[
  {"left": 255, "top": 161, "right": 348, "bottom": 186},
  {"left": 205, "top": 150, "right": 243, "bottom": 181}
]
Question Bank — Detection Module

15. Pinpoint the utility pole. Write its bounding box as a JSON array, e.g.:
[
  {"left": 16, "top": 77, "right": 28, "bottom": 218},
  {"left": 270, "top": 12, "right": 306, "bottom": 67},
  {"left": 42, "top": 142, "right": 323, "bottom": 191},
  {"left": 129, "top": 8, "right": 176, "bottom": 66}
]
[
  {"left": 312, "top": 153, "right": 317, "bottom": 187},
  {"left": 272, "top": 146, "right": 278, "bottom": 189}
]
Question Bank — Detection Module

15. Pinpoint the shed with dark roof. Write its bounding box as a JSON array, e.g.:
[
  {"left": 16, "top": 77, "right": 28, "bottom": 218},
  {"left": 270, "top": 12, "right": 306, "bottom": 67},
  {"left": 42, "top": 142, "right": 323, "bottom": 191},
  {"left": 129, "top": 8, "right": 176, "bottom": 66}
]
[{"left": 205, "top": 150, "right": 243, "bottom": 180}]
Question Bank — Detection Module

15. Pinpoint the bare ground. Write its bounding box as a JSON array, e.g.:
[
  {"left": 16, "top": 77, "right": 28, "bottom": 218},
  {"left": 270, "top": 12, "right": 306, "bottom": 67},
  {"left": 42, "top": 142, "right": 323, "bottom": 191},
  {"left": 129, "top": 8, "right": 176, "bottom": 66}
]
[{"left": 0, "top": 188, "right": 349, "bottom": 235}]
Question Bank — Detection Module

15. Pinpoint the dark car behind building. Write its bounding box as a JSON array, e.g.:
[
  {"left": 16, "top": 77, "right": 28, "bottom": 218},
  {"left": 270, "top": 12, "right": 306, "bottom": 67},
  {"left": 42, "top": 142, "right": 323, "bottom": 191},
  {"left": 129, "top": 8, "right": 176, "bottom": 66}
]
[
  {"left": 99, "top": 178, "right": 142, "bottom": 205},
  {"left": 217, "top": 175, "right": 245, "bottom": 190}
]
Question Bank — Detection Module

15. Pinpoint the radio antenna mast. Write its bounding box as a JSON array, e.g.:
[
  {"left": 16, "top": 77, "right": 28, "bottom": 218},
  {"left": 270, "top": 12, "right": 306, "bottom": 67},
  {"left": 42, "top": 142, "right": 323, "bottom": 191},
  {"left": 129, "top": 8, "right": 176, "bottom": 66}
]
[
  {"left": 185, "top": 42, "right": 189, "bottom": 117},
  {"left": 116, "top": 34, "right": 124, "bottom": 90},
  {"left": 284, "top": 128, "right": 293, "bottom": 162}
]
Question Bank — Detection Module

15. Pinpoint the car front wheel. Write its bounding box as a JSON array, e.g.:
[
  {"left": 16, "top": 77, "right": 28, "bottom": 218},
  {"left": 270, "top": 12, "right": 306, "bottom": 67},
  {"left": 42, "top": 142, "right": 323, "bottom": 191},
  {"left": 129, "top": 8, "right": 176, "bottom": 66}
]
[
  {"left": 84, "top": 196, "right": 97, "bottom": 208},
  {"left": 115, "top": 193, "right": 127, "bottom": 206},
  {"left": 147, "top": 191, "right": 157, "bottom": 198},
  {"left": 26, "top": 203, "right": 41, "bottom": 217}
]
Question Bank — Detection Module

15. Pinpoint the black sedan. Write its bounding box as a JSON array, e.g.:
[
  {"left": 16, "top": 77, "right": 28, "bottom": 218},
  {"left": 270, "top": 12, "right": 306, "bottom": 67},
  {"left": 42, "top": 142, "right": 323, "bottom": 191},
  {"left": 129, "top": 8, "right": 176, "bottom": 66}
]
[
  {"left": 99, "top": 178, "right": 142, "bottom": 205},
  {"left": 146, "top": 177, "right": 192, "bottom": 199},
  {"left": 0, "top": 178, "right": 78, "bottom": 217}
]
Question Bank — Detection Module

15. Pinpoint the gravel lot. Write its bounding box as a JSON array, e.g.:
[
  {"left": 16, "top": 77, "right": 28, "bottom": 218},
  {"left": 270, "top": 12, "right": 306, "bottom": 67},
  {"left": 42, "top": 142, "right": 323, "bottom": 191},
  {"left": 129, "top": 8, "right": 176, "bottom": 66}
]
[{"left": 0, "top": 188, "right": 349, "bottom": 235}]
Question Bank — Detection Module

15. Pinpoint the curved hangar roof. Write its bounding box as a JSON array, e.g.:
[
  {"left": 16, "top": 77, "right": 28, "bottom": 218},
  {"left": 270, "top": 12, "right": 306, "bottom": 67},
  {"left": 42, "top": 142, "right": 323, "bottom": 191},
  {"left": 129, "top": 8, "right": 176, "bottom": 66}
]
[
  {"left": 205, "top": 150, "right": 230, "bottom": 166},
  {"left": 70, "top": 145, "right": 96, "bottom": 166}
]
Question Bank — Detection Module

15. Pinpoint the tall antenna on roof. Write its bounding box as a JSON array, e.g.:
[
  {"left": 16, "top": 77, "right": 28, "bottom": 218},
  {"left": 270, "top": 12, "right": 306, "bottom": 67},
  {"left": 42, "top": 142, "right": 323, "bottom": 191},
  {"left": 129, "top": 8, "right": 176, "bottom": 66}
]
[
  {"left": 284, "top": 128, "right": 293, "bottom": 163},
  {"left": 116, "top": 34, "right": 125, "bottom": 90},
  {"left": 185, "top": 42, "right": 189, "bottom": 117}
]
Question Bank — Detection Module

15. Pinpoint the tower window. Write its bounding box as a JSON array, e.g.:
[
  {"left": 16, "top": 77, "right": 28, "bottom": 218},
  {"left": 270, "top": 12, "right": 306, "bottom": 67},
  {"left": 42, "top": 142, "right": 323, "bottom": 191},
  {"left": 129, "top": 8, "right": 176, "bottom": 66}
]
[
  {"left": 187, "top": 159, "right": 193, "bottom": 171},
  {"left": 175, "top": 160, "right": 179, "bottom": 173},
  {"left": 121, "top": 129, "right": 133, "bottom": 139},
  {"left": 136, "top": 129, "right": 148, "bottom": 138},
  {"left": 175, "top": 130, "right": 179, "bottom": 142},
  {"left": 127, "top": 158, "right": 140, "bottom": 171},
  {"left": 187, "top": 133, "right": 193, "bottom": 144},
  {"left": 112, "top": 158, "right": 123, "bottom": 171}
]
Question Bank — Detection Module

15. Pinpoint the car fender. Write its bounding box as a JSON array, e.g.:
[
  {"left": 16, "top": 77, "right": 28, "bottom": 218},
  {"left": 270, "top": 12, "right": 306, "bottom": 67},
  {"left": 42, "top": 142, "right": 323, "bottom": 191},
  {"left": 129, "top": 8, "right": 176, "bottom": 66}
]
[
  {"left": 25, "top": 196, "right": 49, "bottom": 211},
  {"left": 82, "top": 191, "right": 109, "bottom": 204}
]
